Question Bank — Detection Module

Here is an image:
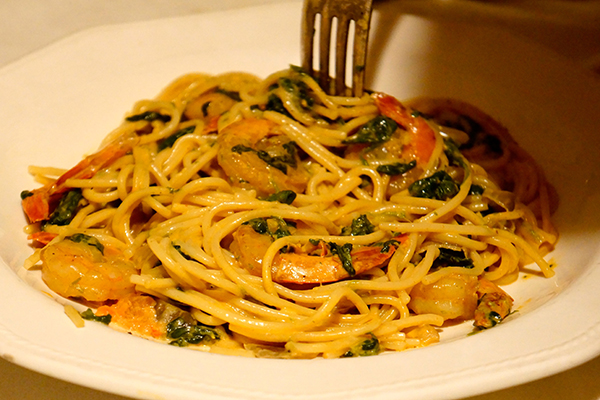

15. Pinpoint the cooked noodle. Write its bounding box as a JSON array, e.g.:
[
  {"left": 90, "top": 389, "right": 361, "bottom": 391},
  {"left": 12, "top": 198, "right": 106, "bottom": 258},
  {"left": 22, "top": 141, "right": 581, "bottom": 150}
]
[{"left": 21, "top": 67, "right": 557, "bottom": 358}]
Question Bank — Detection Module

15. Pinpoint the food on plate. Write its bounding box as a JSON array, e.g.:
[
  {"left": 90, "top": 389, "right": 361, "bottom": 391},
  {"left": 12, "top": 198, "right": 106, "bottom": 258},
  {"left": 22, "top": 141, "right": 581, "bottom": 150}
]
[{"left": 21, "top": 66, "right": 558, "bottom": 358}]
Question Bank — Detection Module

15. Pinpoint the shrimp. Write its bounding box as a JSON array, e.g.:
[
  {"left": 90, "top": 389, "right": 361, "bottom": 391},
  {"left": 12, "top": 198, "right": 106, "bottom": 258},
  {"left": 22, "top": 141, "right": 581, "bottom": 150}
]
[
  {"left": 217, "top": 118, "right": 310, "bottom": 196},
  {"left": 40, "top": 235, "right": 137, "bottom": 302},
  {"left": 408, "top": 273, "right": 479, "bottom": 320},
  {"left": 184, "top": 90, "right": 238, "bottom": 123},
  {"left": 373, "top": 93, "right": 437, "bottom": 166},
  {"left": 96, "top": 294, "right": 165, "bottom": 339},
  {"left": 273, "top": 241, "right": 400, "bottom": 284},
  {"left": 230, "top": 223, "right": 406, "bottom": 284},
  {"left": 22, "top": 132, "right": 139, "bottom": 223},
  {"left": 408, "top": 273, "right": 514, "bottom": 328},
  {"left": 343, "top": 94, "right": 438, "bottom": 196},
  {"left": 473, "top": 278, "right": 514, "bottom": 329}
]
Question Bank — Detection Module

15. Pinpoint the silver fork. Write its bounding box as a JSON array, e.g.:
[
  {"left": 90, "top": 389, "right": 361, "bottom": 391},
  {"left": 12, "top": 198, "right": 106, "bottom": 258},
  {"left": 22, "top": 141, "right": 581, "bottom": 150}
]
[{"left": 301, "top": 0, "right": 374, "bottom": 97}]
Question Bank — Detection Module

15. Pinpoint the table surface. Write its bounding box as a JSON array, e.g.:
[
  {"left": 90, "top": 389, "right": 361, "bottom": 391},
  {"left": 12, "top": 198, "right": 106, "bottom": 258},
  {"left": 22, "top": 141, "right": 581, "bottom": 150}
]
[{"left": 1, "top": 1, "right": 599, "bottom": 399}]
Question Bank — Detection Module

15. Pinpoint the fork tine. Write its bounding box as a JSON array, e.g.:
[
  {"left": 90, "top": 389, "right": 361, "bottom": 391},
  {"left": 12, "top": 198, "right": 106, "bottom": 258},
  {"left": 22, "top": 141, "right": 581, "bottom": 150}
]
[
  {"left": 301, "top": 0, "right": 373, "bottom": 97},
  {"left": 301, "top": 2, "right": 316, "bottom": 78},
  {"left": 351, "top": 5, "right": 372, "bottom": 97},
  {"left": 335, "top": 15, "right": 350, "bottom": 96},
  {"left": 318, "top": 9, "right": 332, "bottom": 92}
]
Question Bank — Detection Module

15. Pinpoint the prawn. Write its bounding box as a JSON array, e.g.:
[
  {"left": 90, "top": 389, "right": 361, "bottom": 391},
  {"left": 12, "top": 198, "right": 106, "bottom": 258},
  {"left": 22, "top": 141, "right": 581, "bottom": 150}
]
[
  {"left": 342, "top": 94, "right": 438, "bottom": 196},
  {"left": 217, "top": 118, "right": 310, "bottom": 197},
  {"left": 231, "top": 223, "right": 406, "bottom": 285},
  {"left": 408, "top": 273, "right": 514, "bottom": 328},
  {"left": 474, "top": 278, "right": 514, "bottom": 329},
  {"left": 22, "top": 132, "right": 139, "bottom": 223},
  {"left": 40, "top": 234, "right": 137, "bottom": 302},
  {"left": 373, "top": 93, "right": 437, "bottom": 166},
  {"left": 184, "top": 90, "right": 238, "bottom": 123},
  {"left": 273, "top": 241, "right": 401, "bottom": 284}
]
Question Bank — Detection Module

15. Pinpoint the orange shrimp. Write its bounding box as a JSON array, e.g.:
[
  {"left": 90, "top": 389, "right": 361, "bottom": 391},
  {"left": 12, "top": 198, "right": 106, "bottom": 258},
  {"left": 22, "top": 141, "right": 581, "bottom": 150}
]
[
  {"left": 40, "top": 236, "right": 137, "bottom": 302},
  {"left": 96, "top": 294, "right": 164, "bottom": 339},
  {"left": 473, "top": 278, "right": 514, "bottom": 329},
  {"left": 373, "top": 93, "right": 436, "bottom": 166},
  {"left": 272, "top": 237, "right": 405, "bottom": 284},
  {"left": 217, "top": 118, "right": 309, "bottom": 196},
  {"left": 27, "top": 231, "right": 58, "bottom": 245},
  {"left": 408, "top": 273, "right": 513, "bottom": 328},
  {"left": 22, "top": 132, "right": 139, "bottom": 223},
  {"left": 231, "top": 223, "right": 407, "bottom": 285}
]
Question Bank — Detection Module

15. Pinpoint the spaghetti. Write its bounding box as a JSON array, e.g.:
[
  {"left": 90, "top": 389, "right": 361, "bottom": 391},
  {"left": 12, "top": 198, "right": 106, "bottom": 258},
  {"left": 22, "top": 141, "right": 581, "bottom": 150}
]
[{"left": 21, "top": 67, "right": 557, "bottom": 358}]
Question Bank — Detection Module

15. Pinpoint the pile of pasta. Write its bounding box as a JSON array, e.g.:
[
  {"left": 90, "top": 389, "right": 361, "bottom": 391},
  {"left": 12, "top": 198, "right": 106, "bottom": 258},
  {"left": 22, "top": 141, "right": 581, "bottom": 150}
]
[{"left": 21, "top": 67, "right": 557, "bottom": 358}]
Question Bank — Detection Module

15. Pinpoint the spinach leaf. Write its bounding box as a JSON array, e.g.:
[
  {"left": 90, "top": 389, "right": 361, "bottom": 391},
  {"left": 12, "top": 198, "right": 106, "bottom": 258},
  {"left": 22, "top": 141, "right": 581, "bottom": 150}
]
[
  {"left": 158, "top": 125, "right": 195, "bottom": 151},
  {"left": 411, "top": 110, "right": 433, "bottom": 119},
  {"left": 231, "top": 144, "right": 254, "bottom": 154},
  {"left": 172, "top": 244, "right": 193, "bottom": 261},
  {"left": 372, "top": 239, "right": 400, "bottom": 254},
  {"left": 328, "top": 242, "right": 355, "bottom": 276},
  {"left": 341, "top": 214, "right": 375, "bottom": 236},
  {"left": 126, "top": 111, "right": 171, "bottom": 123},
  {"left": 469, "top": 184, "right": 484, "bottom": 196},
  {"left": 243, "top": 218, "right": 269, "bottom": 235},
  {"left": 271, "top": 216, "right": 294, "bottom": 240},
  {"left": 167, "top": 316, "right": 219, "bottom": 346},
  {"left": 342, "top": 116, "right": 397, "bottom": 145},
  {"left": 265, "top": 190, "right": 297, "bottom": 205},
  {"left": 444, "top": 139, "right": 467, "bottom": 169},
  {"left": 432, "top": 248, "right": 474, "bottom": 269},
  {"left": 408, "top": 171, "right": 459, "bottom": 200},
  {"left": 256, "top": 143, "right": 298, "bottom": 173},
  {"left": 376, "top": 160, "right": 416, "bottom": 176},
  {"left": 441, "top": 114, "right": 503, "bottom": 156},
  {"left": 232, "top": 141, "right": 299, "bottom": 174},
  {"left": 265, "top": 94, "right": 292, "bottom": 117},
  {"left": 243, "top": 217, "right": 294, "bottom": 240},
  {"left": 81, "top": 308, "right": 111, "bottom": 325},
  {"left": 342, "top": 334, "right": 380, "bottom": 357},
  {"left": 215, "top": 87, "right": 241, "bottom": 102},
  {"left": 278, "top": 77, "right": 314, "bottom": 110},
  {"left": 46, "top": 189, "right": 83, "bottom": 226},
  {"left": 20, "top": 190, "right": 33, "bottom": 200},
  {"left": 67, "top": 233, "right": 104, "bottom": 254}
]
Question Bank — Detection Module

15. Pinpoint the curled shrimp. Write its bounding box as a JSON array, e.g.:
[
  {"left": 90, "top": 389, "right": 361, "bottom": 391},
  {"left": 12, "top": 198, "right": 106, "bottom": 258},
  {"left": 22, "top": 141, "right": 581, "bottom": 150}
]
[
  {"left": 343, "top": 94, "right": 438, "bottom": 195},
  {"left": 230, "top": 222, "right": 406, "bottom": 285},
  {"left": 474, "top": 278, "right": 514, "bottom": 329},
  {"left": 22, "top": 132, "right": 139, "bottom": 223},
  {"left": 184, "top": 91, "right": 239, "bottom": 123},
  {"left": 408, "top": 273, "right": 514, "bottom": 328},
  {"left": 373, "top": 93, "right": 437, "bottom": 166},
  {"left": 273, "top": 240, "right": 400, "bottom": 284},
  {"left": 217, "top": 118, "right": 310, "bottom": 196},
  {"left": 40, "top": 235, "right": 137, "bottom": 302}
]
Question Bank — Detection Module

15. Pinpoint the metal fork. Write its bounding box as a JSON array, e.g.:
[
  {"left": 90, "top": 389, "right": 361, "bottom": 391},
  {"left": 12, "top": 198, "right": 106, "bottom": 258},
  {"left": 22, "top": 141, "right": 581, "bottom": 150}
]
[{"left": 301, "top": 0, "right": 374, "bottom": 97}]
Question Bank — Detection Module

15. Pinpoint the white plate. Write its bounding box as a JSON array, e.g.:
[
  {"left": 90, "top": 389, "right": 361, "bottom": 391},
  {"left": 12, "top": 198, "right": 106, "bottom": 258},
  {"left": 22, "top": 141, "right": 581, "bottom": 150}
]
[{"left": 1, "top": 2, "right": 599, "bottom": 399}]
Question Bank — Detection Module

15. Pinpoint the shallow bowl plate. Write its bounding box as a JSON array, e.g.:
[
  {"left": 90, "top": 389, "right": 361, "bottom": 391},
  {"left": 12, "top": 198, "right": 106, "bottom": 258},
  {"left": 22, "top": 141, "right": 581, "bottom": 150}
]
[{"left": 0, "top": 2, "right": 599, "bottom": 399}]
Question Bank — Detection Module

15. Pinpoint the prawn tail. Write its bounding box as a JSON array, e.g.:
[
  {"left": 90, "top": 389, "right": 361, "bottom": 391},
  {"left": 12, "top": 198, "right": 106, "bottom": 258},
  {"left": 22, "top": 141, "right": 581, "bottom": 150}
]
[
  {"left": 28, "top": 231, "right": 59, "bottom": 245},
  {"left": 473, "top": 279, "right": 514, "bottom": 329},
  {"left": 373, "top": 93, "right": 436, "bottom": 165},
  {"left": 55, "top": 132, "right": 138, "bottom": 188},
  {"left": 21, "top": 133, "right": 138, "bottom": 223},
  {"left": 21, "top": 188, "right": 51, "bottom": 223}
]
